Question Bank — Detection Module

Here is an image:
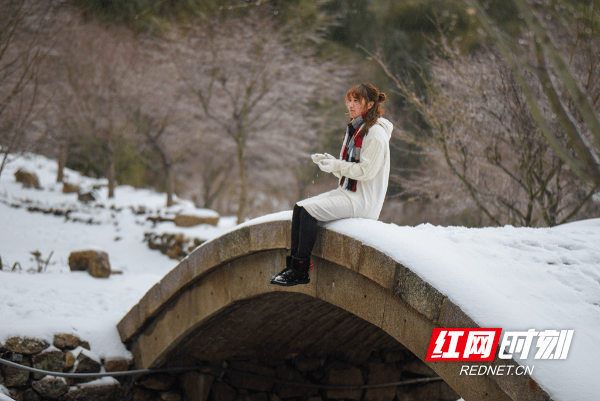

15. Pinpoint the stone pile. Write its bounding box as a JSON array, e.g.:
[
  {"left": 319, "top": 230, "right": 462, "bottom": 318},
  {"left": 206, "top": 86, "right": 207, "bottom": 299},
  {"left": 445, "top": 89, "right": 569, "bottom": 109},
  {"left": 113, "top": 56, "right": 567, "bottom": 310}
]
[
  {"left": 179, "top": 350, "right": 459, "bottom": 401},
  {"left": 0, "top": 335, "right": 132, "bottom": 401},
  {"left": 143, "top": 232, "right": 204, "bottom": 261}
]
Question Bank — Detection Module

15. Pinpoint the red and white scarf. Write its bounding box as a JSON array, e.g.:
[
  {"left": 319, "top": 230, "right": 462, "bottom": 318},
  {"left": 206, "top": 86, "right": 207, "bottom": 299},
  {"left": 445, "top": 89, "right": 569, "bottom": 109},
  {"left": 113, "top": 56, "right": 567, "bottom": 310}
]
[{"left": 339, "top": 115, "right": 365, "bottom": 192}]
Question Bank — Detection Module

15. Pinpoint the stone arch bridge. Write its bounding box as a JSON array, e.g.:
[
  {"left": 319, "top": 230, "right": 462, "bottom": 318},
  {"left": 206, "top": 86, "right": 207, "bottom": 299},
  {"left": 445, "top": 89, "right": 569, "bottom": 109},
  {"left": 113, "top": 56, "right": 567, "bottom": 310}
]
[{"left": 117, "top": 218, "right": 552, "bottom": 401}]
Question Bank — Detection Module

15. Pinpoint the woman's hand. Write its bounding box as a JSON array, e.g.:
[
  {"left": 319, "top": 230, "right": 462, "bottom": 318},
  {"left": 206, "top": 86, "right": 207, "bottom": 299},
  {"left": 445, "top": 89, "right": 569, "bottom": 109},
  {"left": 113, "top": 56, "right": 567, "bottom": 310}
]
[
  {"left": 311, "top": 153, "right": 337, "bottom": 164},
  {"left": 317, "top": 159, "right": 337, "bottom": 173}
]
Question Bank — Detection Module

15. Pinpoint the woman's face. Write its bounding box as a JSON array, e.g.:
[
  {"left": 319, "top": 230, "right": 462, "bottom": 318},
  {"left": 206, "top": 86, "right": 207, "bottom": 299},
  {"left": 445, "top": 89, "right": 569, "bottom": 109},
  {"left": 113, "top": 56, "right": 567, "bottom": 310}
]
[{"left": 346, "top": 96, "right": 373, "bottom": 119}]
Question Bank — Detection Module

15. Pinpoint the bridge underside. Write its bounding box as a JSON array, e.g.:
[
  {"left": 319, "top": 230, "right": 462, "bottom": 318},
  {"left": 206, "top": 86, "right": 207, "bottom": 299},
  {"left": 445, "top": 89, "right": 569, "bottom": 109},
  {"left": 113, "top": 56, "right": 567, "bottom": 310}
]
[{"left": 169, "top": 291, "right": 405, "bottom": 364}]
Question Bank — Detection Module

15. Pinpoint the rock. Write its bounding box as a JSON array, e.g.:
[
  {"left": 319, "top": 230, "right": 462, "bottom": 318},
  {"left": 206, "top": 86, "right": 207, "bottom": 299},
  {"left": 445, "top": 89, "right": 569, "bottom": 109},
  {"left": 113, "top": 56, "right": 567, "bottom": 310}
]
[
  {"left": 53, "top": 334, "right": 80, "bottom": 351},
  {"left": 74, "top": 350, "right": 101, "bottom": 374},
  {"left": 273, "top": 365, "right": 317, "bottom": 398},
  {"left": 4, "top": 337, "right": 50, "bottom": 354},
  {"left": 104, "top": 359, "right": 129, "bottom": 373},
  {"left": 211, "top": 382, "right": 236, "bottom": 401},
  {"left": 77, "top": 191, "right": 96, "bottom": 203},
  {"left": 59, "top": 382, "right": 119, "bottom": 401},
  {"left": 64, "top": 352, "right": 75, "bottom": 371},
  {"left": 228, "top": 361, "right": 275, "bottom": 392},
  {"left": 132, "top": 386, "right": 155, "bottom": 401},
  {"left": 160, "top": 391, "right": 182, "bottom": 401},
  {"left": 364, "top": 362, "right": 401, "bottom": 401},
  {"left": 32, "top": 349, "right": 65, "bottom": 380},
  {"left": 173, "top": 214, "right": 219, "bottom": 228},
  {"left": 137, "top": 373, "right": 176, "bottom": 391},
  {"left": 182, "top": 372, "right": 213, "bottom": 401},
  {"left": 247, "top": 393, "right": 267, "bottom": 401},
  {"left": 62, "top": 182, "right": 80, "bottom": 194},
  {"left": 23, "top": 388, "right": 42, "bottom": 401},
  {"left": 325, "top": 363, "right": 363, "bottom": 400},
  {"left": 31, "top": 376, "right": 69, "bottom": 399},
  {"left": 293, "top": 356, "right": 319, "bottom": 372},
  {"left": 80, "top": 341, "right": 90, "bottom": 350},
  {"left": 2, "top": 354, "right": 31, "bottom": 387},
  {"left": 15, "top": 169, "right": 40, "bottom": 189},
  {"left": 68, "top": 250, "right": 111, "bottom": 278}
]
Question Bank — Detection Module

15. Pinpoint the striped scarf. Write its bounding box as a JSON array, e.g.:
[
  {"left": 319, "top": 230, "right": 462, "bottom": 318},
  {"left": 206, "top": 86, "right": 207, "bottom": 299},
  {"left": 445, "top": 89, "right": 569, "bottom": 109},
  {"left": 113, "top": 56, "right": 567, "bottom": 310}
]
[{"left": 339, "top": 115, "right": 365, "bottom": 192}]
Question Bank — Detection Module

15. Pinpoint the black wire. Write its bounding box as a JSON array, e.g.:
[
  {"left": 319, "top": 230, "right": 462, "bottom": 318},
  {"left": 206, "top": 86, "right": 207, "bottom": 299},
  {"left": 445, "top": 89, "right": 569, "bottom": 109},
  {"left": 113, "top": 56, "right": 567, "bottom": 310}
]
[{"left": 0, "top": 357, "right": 443, "bottom": 390}]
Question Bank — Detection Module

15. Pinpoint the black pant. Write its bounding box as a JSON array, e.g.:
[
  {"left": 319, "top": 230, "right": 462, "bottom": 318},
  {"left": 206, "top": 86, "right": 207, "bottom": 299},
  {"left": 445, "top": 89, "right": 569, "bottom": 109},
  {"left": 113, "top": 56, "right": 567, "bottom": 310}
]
[{"left": 290, "top": 204, "right": 319, "bottom": 259}]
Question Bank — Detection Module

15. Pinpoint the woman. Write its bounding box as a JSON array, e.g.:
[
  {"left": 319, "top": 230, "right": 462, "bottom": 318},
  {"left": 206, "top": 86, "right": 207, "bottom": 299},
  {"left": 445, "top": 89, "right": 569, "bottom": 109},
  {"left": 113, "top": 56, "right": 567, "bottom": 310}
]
[{"left": 270, "top": 83, "right": 393, "bottom": 286}]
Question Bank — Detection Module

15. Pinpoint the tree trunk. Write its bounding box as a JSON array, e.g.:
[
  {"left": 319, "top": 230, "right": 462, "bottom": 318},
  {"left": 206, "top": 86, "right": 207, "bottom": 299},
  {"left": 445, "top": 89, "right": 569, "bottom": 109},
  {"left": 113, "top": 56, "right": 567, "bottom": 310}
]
[
  {"left": 236, "top": 141, "right": 248, "bottom": 224},
  {"left": 107, "top": 137, "right": 115, "bottom": 198},
  {"left": 166, "top": 163, "right": 174, "bottom": 207},
  {"left": 56, "top": 140, "right": 68, "bottom": 183}
]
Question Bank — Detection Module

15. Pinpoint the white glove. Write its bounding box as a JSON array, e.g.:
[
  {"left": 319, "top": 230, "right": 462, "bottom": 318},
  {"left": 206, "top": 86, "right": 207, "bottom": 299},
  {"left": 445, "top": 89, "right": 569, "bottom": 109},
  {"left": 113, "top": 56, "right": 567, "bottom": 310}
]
[
  {"left": 311, "top": 153, "right": 327, "bottom": 164},
  {"left": 318, "top": 159, "right": 337, "bottom": 173}
]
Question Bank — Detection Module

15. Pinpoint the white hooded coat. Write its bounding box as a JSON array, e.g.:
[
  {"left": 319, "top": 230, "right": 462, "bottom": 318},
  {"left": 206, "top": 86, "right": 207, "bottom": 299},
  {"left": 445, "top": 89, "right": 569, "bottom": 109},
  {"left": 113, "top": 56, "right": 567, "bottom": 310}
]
[{"left": 297, "top": 117, "right": 393, "bottom": 222}]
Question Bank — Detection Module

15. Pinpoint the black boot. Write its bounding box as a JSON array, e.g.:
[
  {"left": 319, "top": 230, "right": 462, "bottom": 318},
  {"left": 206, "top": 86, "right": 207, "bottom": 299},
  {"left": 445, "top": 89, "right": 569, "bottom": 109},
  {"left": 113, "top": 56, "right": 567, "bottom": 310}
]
[{"left": 270, "top": 256, "right": 312, "bottom": 286}]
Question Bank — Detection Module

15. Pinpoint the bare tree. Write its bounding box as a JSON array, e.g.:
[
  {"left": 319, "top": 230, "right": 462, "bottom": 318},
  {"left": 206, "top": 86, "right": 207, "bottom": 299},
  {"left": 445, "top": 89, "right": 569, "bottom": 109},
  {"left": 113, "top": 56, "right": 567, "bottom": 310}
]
[
  {"left": 363, "top": 30, "right": 594, "bottom": 227},
  {"left": 463, "top": 0, "right": 600, "bottom": 189},
  {"left": 175, "top": 15, "right": 347, "bottom": 223},
  {"left": 58, "top": 23, "right": 139, "bottom": 198},
  {"left": 0, "top": 0, "right": 55, "bottom": 177}
]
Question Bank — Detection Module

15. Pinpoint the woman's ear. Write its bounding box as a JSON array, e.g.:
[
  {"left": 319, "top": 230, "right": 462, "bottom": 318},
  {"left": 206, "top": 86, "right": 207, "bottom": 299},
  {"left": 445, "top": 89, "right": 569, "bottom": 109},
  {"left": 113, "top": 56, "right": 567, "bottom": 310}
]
[{"left": 367, "top": 101, "right": 374, "bottom": 110}]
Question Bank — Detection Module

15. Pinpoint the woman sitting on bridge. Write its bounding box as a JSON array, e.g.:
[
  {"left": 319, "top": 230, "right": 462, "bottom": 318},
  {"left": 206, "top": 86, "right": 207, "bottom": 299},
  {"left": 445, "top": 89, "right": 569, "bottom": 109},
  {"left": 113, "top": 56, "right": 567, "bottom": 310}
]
[{"left": 270, "top": 83, "right": 393, "bottom": 287}]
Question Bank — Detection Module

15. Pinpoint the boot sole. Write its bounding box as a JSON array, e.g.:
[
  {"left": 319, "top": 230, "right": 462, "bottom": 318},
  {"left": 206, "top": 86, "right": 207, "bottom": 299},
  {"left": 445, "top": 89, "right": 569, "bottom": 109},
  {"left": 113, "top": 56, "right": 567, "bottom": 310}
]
[{"left": 270, "top": 279, "right": 310, "bottom": 287}]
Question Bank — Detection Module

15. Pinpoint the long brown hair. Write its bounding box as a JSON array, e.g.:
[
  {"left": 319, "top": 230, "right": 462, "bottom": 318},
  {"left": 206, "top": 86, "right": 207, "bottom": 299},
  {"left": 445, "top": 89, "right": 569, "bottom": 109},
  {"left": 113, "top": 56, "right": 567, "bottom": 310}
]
[{"left": 345, "top": 83, "right": 387, "bottom": 136}]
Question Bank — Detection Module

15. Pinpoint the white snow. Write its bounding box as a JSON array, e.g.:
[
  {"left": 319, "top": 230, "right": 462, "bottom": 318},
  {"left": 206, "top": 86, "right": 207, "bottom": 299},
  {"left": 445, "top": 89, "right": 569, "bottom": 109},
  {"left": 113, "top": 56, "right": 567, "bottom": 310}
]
[{"left": 1, "top": 152, "right": 599, "bottom": 401}]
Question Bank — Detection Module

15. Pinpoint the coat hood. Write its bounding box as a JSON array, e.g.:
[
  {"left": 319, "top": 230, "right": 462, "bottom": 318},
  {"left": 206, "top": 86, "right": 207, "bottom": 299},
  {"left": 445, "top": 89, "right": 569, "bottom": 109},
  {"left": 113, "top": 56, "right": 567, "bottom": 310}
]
[{"left": 375, "top": 117, "right": 393, "bottom": 139}]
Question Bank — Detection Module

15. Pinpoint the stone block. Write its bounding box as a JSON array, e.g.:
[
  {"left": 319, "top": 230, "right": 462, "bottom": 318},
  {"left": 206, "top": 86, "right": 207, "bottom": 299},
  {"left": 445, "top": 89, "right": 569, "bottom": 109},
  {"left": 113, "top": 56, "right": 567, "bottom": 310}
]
[
  {"left": 138, "top": 282, "right": 164, "bottom": 326},
  {"left": 228, "top": 361, "right": 275, "bottom": 392},
  {"left": 104, "top": 359, "right": 130, "bottom": 372},
  {"left": 316, "top": 259, "right": 387, "bottom": 328},
  {"left": 212, "top": 382, "right": 236, "bottom": 401},
  {"left": 60, "top": 382, "right": 119, "bottom": 401},
  {"left": 160, "top": 390, "right": 183, "bottom": 401},
  {"left": 74, "top": 351, "right": 101, "bottom": 374},
  {"left": 357, "top": 245, "right": 397, "bottom": 289},
  {"left": 218, "top": 226, "right": 250, "bottom": 263},
  {"left": 3, "top": 356, "right": 30, "bottom": 387},
  {"left": 160, "top": 258, "right": 193, "bottom": 303},
  {"left": 62, "top": 182, "right": 80, "bottom": 193},
  {"left": 32, "top": 349, "right": 65, "bottom": 379},
  {"left": 15, "top": 169, "right": 40, "bottom": 188},
  {"left": 438, "top": 298, "right": 479, "bottom": 329},
  {"left": 490, "top": 358, "right": 552, "bottom": 401},
  {"left": 292, "top": 356, "right": 320, "bottom": 372},
  {"left": 137, "top": 373, "right": 176, "bottom": 391},
  {"left": 31, "top": 376, "right": 69, "bottom": 399},
  {"left": 68, "top": 250, "right": 111, "bottom": 278},
  {"left": 318, "top": 229, "right": 362, "bottom": 271},
  {"left": 249, "top": 221, "right": 290, "bottom": 252},
  {"left": 4, "top": 337, "right": 49, "bottom": 354},
  {"left": 273, "top": 365, "right": 317, "bottom": 398},
  {"left": 325, "top": 363, "right": 363, "bottom": 400},
  {"left": 185, "top": 240, "right": 221, "bottom": 280},
  {"left": 53, "top": 333, "right": 80, "bottom": 350},
  {"left": 182, "top": 371, "right": 213, "bottom": 401},
  {"left": 380, "top": 296, "right": 434, "bottom": 360},
  {"left": 364, "top": 362, "right": 401, "bottom": 401},
  {"left": 394, "top": 264, "right": 446, "bottom": 324},
  {"left": 174, "top": 214, "right": 219, "bottom": 227},
  {"left": 117, "top": 303, "right": 142, "bottom": 342}
]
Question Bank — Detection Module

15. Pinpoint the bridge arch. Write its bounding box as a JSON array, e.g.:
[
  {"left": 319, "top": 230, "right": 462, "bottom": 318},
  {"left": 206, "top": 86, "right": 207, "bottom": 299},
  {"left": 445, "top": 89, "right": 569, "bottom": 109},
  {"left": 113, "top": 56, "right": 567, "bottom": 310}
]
[{"left": 118, "top": 219, "right": 551, "bottom": 401}]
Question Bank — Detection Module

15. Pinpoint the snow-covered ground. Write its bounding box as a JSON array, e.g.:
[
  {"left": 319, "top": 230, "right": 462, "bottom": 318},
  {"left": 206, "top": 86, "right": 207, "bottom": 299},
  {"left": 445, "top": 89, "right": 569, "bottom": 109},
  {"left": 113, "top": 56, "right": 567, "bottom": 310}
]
[{"left": 1, "top": 153, "right": 599, "bottom": 401}]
